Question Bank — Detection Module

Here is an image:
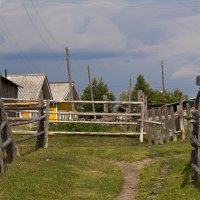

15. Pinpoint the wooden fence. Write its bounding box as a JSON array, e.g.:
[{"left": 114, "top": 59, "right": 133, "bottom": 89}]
[
  {"left": 0, "top": 97, "right": 49, "bottom": 174},
  {"left": 190, "top": 76, "right": 200, "bottom": 179},
  {"left": 145, "top": 104, "right": 187, "bottom": 145}
]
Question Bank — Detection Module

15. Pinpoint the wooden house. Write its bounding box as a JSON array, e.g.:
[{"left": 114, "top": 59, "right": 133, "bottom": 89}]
[
  {"left": 0, "top": 75, "right": 18, "bottom": 99},
  {"left": 7, "top": 74, "right": 52, "bottom": 118},
  {"left": 49, "top": 82, "right": 79, "bottom": 121}
]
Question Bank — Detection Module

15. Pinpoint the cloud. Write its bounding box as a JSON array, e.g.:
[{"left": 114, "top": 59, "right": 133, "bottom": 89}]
[{"left": 171, "top": 66, "right": 198, "bottom": 79}]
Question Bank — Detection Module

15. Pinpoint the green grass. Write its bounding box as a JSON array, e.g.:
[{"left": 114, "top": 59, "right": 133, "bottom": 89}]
[{"left": 0, "top": 135, "right": 199, "bottom": 199}]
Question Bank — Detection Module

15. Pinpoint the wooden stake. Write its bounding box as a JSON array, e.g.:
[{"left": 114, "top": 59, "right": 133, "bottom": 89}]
[
  {"left": 66, "top": 47, "right": 75, "bottom": 112},
  {"left": 87, "top": 65, "right": 96, "bottom": 120}
]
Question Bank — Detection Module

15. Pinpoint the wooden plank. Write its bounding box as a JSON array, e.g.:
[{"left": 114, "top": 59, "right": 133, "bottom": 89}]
[
  {"left": 164, "top": 106, "right": 170, "bottom": 143},
  {"left": 49, "top": 120, "right": 137, "bottom": 125},
  {"left": 146, "top": 109, "right": 152, "bottom": 145},
  {"left": 51, "top": 100, "right": 144, "bottom": 105},
  {"left": 152, "top": 108, "right": 158, "bottom": 145},
  {"left": 3, "top": 102, "right": 40, "bottom": 106},
  {"left": 191, "top": 163, "right": 200, "bottom": 175},
  {"left": 49, "top": 131, "right": 142, "bottom": 136},
  {"left": 0, "top": 146, "right": 4, "bottom": 174},
  {"left": 170, "top": 106, "right": 177, "bottom": 142},
  {"left": 1, "top": 138, "right": 12, "bottom": 149},
  {"left": 158, "top": 107, "right": 164, "bottom": 144},
  {"left": 49, "top": 111, "right": 141, "bottom": 117},
  {"left": 36, "top": 92, "right": 45, "bottom": 148},
  {"left": 44, "top": 100, "right": 50, "bottom": 148},
  {"left": 16, "top": 131, "right": 45, "bottom": 143},
  {"left": 5, "top": 106, "right": 46, "bottom": 111},
  {"left": 10, "top": 115, "right": 46, "bottom": 126}
]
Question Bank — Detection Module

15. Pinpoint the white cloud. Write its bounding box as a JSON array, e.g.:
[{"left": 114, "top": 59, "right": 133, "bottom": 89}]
[{"left": 171, "top": 66, "right": 198, "bottom": 79}]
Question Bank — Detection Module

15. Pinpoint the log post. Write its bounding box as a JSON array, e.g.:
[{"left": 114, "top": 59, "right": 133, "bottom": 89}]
[
  {"left": 158, "top": 107, "right": 164, "bottom": 144},
  {"left": 178, "top": 93, "right": 186, "bottom": 140},
  {"left": 170, "top": 106, "right": 177, "bottom": 142},
  {"left": 137, "top": 90, "right": 144, "bottom": 143},
  {"left": 36, "top": 92, "right": 45, "bottom": 148},
  {"left": 146, "top": 109, "right": 152, "bottom": 145},
  {"left": 152, "top": 108, "right": 158, "bottom": 145},
  {"left": 44, "top": 100, "right": 50, "bottom": 148},
  {"left": 164, "top": 106, "right": 170, "bottom": 143}
]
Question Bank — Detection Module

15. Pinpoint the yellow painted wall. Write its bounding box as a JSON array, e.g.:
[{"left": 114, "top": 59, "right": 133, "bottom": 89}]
[
  {"left": 21, "top": 111, "right": 30, "bottom": 118},
  {"left": 49, "top": 104, "right": 57, "bottom": 120},
  {"left": 57, "top": 102, "right": 72, "bottom": 111},
  {"left": 49, "top": 102, "right": 74, "bottom": 121}
]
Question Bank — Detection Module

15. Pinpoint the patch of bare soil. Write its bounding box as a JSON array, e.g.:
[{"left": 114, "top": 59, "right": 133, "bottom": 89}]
[{"left": 113, "top": 159, "right": 151, "bottom": 200}]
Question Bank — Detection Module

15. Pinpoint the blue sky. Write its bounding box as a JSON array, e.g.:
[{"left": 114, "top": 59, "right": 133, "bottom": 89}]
[{"left": 0, "top": 0, "right": 200, "bottom": 98}]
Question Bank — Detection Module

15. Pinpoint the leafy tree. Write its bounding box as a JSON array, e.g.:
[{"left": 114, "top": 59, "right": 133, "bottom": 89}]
[
  {"left": 120, "top": 74, "right": 188, "bottom": 105},
  {"left": 81, "top": 77, "right": 115, "bottom": 112}
]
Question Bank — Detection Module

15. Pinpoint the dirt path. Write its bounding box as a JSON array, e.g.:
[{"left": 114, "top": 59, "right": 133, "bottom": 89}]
[{"left": 113, "top": 159, "right": 151, "bottom": 200}]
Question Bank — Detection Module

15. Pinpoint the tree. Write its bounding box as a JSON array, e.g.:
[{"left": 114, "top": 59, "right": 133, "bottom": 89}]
[
  {"left": 131, "top": 74, "right": 153, "bottom": 102},
  {"left": 81, "top": 77, "right": 115, "bottom": 112},
  {"left": 119, "top": 74, "right": 189, "bottom": 105}
]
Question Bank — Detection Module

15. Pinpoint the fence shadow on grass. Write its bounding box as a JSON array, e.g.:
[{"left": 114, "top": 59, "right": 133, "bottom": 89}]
[{"left": 181, "top": 161, "right": 200, "bottom": 191}]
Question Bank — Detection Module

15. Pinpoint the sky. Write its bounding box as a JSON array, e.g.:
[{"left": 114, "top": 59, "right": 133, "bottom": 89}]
[{"left": 0, "top": 0, "right": 200, "bottom": 98}]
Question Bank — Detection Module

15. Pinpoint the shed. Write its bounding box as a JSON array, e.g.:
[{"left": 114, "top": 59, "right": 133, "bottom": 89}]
[
  {"left": 49, "top": 82, "right": 80, "bottom": 121},
  {"left": 7, "top": 74, "right": 52, "bottom": 100},
  {"left": 0, "top": 75, "right": 18, "bottom": 99}
]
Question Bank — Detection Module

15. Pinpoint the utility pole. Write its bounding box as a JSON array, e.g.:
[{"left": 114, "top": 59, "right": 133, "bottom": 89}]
[
  {"left": 66, "top": 47, "right": 75, "bottom": 112},
  {"left": 161, "top": 60, "right": 165, "bottom": 93},
  {"left": 87, "top": 65, "right": 96, "bottom": 120},
  {"left": 128, "top": 78, "right": 132, "bottom": 113}
]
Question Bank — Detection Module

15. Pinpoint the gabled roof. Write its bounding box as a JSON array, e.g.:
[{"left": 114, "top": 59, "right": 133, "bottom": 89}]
[
  {"left": 7, "top": 74, "right": 52, "bottom": 100},
  {"left": 49, "top": 82, "right": 79, "bottom": 101},
  {"left": 0, "top": 75, "right": 19, "bottom": 87}
]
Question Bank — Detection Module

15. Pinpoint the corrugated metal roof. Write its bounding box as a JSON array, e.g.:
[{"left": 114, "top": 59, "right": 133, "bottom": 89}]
[
  {"left": 7, "top": 74, "right": 52, "bottom": 100},
  {"left": 50, "top": 82, "right": 70, "bottom": 101},
  {"left": 50, "top": 82, "right": 79, "bottom": 101}
]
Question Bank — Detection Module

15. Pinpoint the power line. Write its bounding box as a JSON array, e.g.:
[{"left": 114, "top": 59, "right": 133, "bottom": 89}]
[
  {"left": 0, "top": 16, "right": 34, "bottom": 72},
  {"left": 29, "top": 0, "right": 56, "bottom": 43},
  {"left": 21, "top": 0, "right": 52, "bottom": 51}
]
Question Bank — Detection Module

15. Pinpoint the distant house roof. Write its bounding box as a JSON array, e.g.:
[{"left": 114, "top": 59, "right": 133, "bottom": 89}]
[
  {"left": 49, "top": 82, "right": 79, "bottom": 101},
  {"left": 7, "top": 74, "right": 52, "bottom": 100}
]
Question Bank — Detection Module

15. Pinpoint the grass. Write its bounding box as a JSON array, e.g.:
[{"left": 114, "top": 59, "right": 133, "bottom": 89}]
[{"left": 0, "top": 135, "right": 199, "bottom": 199}]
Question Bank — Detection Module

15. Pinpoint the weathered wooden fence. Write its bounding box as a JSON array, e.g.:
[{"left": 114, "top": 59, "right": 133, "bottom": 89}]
[
  {"left": 190, "top": 75, "right": 200, "bottom": 179},
  {"left": 48, "top": 99, "right": 146, "bottom": 142},
  {"left": 145, "top": 103, "right": 187, "bottom": 145},
  {"left": 0, "top": 97, "right": 49, "bottom": 174}
]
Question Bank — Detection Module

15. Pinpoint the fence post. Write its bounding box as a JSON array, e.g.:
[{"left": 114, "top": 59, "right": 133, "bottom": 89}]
[
  {"left": 44, "top": 100, "right": 50, "bottom": 148},
  {"left": 36, "top": 93, "right": 45, "bottom": 148},
  {"left": 158, "top": 107, "right": 164, "bottom": 144},
  {"left": 170, "top": 106, "right": 177, "bottom": 142},
  {"left": 164, "top": 106, "right": 170, "bottom": 143},
  {"left": 179, "top": 93, "right": 186, "bottom": 140},
  {"left": 152, "top": 108, "right": 158, "bottom": 145},
  {"left": 137, "top": 90, "right": 144, "bottom": 143}
]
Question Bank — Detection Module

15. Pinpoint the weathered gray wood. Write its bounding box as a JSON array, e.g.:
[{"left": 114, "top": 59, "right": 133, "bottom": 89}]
[
  {"left": 152, "top": 108, "right": 158, "bottom": 145},
  {"left": 146, "top": 109, "right": 152, "bottom": 145},
  {"left": 49, "top": 111, "right": 141, "bottom": 117},
  {"left": 178, "top": 93, "right": 186, "bottom": 140},
  {"left": 16, "top": 131, "right": 45, "bottom": 143},
  {"left": 5, "top": 106, "right": 46, "bottom": 110},
  {"left": 0, "top": 146, "right": 4, "bottom": 174},
  {"left": 158, "top": 107, "right": 164, "bottom": 144},
  {"left": 88, "top": 65, "right": 96, "bottom": 120},
  {"left": 44, "top": 100, "right": 50, "bottom": 148},
  {"left": 36, "top": 93, "right": 45, "bottom": 148},
  {"left": 49, "top": 120, "right": 137, "bottom": 125},
  {"left": 49, "top": 131, "right": 142, "bottom": 136},
  {"left": 10, "top": 115, "right": 46, "bottom": 126},
  {"left": 164, "top": 106, "right": 170, "bottom": 142},
  {"left": 51, "top": 100, "right": 144, "bottom": 105},
  {"left": 1, "top": 138, "right": 12, "bottom": 149},
  {"left": 170, "top": 106, "right": 177, "bottom": 142}
]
